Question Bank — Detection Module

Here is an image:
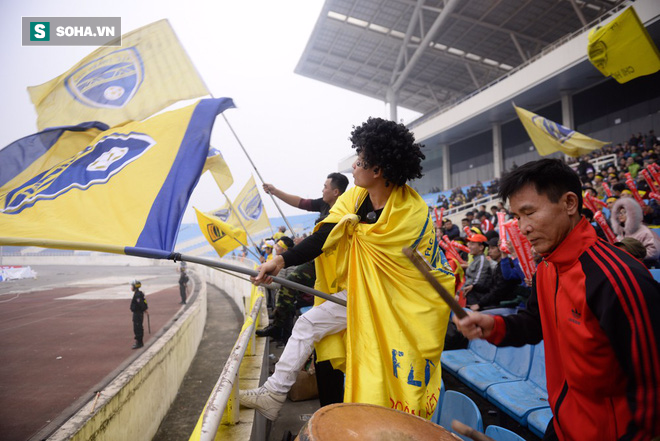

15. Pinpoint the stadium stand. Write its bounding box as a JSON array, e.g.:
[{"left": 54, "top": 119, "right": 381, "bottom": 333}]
[
  {"left": 442, "top": 340, "right": 551, "bottom": 437},
  {"left": 431, "top": 390, "right": 484, "bottom": 441}
]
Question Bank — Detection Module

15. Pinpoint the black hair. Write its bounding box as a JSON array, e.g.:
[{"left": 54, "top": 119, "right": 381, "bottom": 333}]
[
  {"left": 277, "top": 236, "right": 294, "bottom": 249},
  {"left": 582, "top": 208, "right": 594, "bottom": 221},
  {"left": 498, "top": 158, "right": 582, "bottom": 214},
  {"left": 327, "top": 172, "right": 349, "bottom": 193},
  {"left": 612, "top": 183, "right": 627, "bottom": 193},
  {"left": 350, "top": 117, "right": 425, "bottom": 187}
]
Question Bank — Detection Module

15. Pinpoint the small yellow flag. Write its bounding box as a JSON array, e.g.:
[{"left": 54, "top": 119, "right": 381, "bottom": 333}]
[
  {"left": 514, "top": 104, "right": 608, "bottom": 158},
  {"left": 202, "top": 147, "right": 233, "bottom": 192},
  {"left": 194, "top": 208, "right": 247, "bottom": 258},
  {"left": 588, "top": 7, "right": 660, "bottom": 84},
  {"left": 228, "top": 176, "right": 272, "bottom": 236}
]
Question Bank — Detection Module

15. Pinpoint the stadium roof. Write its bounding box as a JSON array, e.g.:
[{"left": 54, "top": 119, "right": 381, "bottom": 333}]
[{"left": 295, "top": 0, "right": 627, "bottom": 116}]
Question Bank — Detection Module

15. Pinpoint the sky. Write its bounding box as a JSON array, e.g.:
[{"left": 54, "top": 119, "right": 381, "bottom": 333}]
[{"left": 0, "top": 0, "right": 421, "bottom": 225}]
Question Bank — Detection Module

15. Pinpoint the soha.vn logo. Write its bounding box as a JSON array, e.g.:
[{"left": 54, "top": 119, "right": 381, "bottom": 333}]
[{"left": 2, "top": 133, "right": 155, "bottom": 214}]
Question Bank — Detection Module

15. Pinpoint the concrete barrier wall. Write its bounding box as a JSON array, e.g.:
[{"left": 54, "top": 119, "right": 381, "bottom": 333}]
[
  {"left": 18, "top": 256, "right": 265, "bottom": 441},
  {"left": 198, "top": 257, "right": 257, "bottom": 315},
  {"left": 48, "top": 269, "right": 208, "bottom": 441}
]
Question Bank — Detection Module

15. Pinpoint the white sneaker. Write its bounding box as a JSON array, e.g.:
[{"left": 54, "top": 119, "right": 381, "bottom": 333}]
[{"left": 239, "top": 386, "right": 287, "bottom": 420}]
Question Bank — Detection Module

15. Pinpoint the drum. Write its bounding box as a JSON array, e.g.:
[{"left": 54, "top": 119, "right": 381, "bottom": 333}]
[{"left": 294, "top": 403, "right": 457, "bottom": 441}]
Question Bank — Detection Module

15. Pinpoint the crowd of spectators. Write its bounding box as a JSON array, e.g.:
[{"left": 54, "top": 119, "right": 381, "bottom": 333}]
[
  {"left": 434, "top": 129, "right": 660, "bottom": 291},
  {"left": 435, "top": 178, "right": 501, "bottom": 210}
]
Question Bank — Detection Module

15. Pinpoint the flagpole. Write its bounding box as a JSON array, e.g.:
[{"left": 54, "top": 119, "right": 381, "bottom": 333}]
[
  {"left": 0, "top": 237, "right": 346, "bottom": 307},
  {"left": 221, "top": 114, "right": 296, "bottom": 236},
  {"left": 174, "top": 252, "right": 346, "bottom": 306}
]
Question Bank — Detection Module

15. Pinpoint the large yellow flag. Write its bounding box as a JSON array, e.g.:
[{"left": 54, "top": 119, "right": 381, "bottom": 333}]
[
  {"left": 0, "top": 98, "right": 234, "bottom": 255},
  {"left": 202, "top": 147, "right": 233, "bottom": 192},
  {"left": 514, "top": 104, "right": 608, "bottom": 158},
  {"left": 194, "top": 208, "right": 246, "bottom": 258},
  {"left": 319, "top": 185, "right": 454, "bottom": 419},
  {"left": 588, "top": 7, "right": 660, "bottom": 84},
  {"left": 28, "top": 19, "right": 209, "bottom": 130}
]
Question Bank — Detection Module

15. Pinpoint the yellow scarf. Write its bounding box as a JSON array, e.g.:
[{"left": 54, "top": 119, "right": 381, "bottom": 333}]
[{"left": 316, "top": 185, "right": 454, "bottom": 419}]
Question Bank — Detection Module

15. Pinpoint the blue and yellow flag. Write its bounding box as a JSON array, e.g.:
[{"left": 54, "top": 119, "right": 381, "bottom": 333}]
[
  {"left": 514, "top": 104, "right": 608, "bottom": 158},
  {"left": 203, "top": 147, "right": 233, "bottom": 192},
  {"left": 213, "top": 176, "right": 271, "bottom": 236},
  {"left": 318, "top": 185, "right": 454, "bottom": 419},
  {"left": 588, "top": 7, "right": 660, "bottom": 84},
  {"left": 0, "top": 98, "right": 235, "bottom": 255},
  {"left": 194, "top": 207, "right": 247, "bottom": 258},
  {"left": 28, "top": 19, "right": 209, "bottom": 131}
]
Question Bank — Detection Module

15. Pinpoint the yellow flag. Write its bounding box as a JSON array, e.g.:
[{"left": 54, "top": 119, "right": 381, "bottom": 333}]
[
  {"left": 588, "top": 7, "right": 660, "bottom": 84},
  {"left": 202, "top": 147, "right": 233, "bottom": 192},
  {"left": 225, "top": 176, "right": 271, "bottom": 236},
  {"left": 194, "top": 208, "right": 247, "bottom": 258},
  {"left": 514, "top": 104, "right": 608, "bottom": 158},
  {"left": 28, "top": 19, "right": 209, "bottom": 130},
  {"left": 312, "top": 250, "right": 346, "bottom": 372},
  {"left": 0, "top": 98, "right": 234, "bottom": 254},
  {"left": 319, "top": 185, "right": 454, "bottom": 419}
]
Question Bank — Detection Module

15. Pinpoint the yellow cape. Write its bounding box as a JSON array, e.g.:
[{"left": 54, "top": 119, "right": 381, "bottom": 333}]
[{"left": 315, "top": 185, "right": 454, "bottom": 419}]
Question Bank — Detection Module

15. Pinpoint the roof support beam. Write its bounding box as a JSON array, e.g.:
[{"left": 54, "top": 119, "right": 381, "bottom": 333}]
[
  {"left": 391, "top": 0, "right": 462, "bottom": 93},
  {"left": 568, "top": 0, "right": 589, "bottom": 26},
  {"left": 465, "top": 62, "right": 480, "bottom": 88},
  {"left": 510, "top": 33, "right": 528, "bottom": 62},
  {"left": 390, "top": 0, "right": 425, "bottom": 85}
]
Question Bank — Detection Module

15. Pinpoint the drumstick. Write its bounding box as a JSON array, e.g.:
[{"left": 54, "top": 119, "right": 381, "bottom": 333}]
[
  {"left": 402, "top": 247, "right": 467, "bottom": 319},
  {"left": 451, "top": 420, "right": 495, "bottom": 441}
]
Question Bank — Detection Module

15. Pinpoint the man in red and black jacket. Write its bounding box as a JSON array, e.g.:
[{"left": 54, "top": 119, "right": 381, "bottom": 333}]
[{"left": 455, "top": 158, "right": 660, "bottom": 441}]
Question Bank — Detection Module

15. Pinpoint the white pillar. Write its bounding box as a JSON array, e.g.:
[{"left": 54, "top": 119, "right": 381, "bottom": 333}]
[
  {"left": 561, "top": 91, "right": 574, "bottom": 129},
  {"left": 387, "top": 88, "right": 398, "bottom": 122},
  {"left": 442, "top": 144, "right": 451, "bottom": 190},
  {"left": 492, "top": 122, "right": 503, "bottom": 178}
]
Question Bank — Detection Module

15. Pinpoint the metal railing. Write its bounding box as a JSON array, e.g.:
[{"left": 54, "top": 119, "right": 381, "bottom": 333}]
[
  {"left": 195, "top": 289, "right": 264, "bottom": 441},
  {"left": 568, "top": 154, "right": 617, "bottom": 173}
]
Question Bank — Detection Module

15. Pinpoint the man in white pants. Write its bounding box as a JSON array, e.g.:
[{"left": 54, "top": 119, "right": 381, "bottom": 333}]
[
  {"left": 241, "top": 290, "right": 347, "bottom": 420},
  {"left": 240, "top": 117, "right": 453, "bottom": 421}
]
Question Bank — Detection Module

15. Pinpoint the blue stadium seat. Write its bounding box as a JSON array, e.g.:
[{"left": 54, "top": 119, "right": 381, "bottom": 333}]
[
  {"left": 431, "top": 390, "right": 483, "bottom": 441},
  {"left": 457, "top": 344, "right": 533, "bottom": 397},
  {"left": 484, "top": 425, "right": 527, "bottom": 441},
  {"left": 649, "top": 268, "right": 660, "bottom": 282},
  {"left": 485, "top": 341, "right": 549, "bottom": 424},
  {"left": 527, "top": 407, "right": 553, "bottom": 439},
  {"left": 441, "top": 338, "right": 497, "bottom": 377}
]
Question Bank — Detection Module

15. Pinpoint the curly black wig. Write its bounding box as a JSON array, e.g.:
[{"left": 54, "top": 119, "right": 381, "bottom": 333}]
[{"left": 350, "top": 117, "right": 425, "bottom": 187}]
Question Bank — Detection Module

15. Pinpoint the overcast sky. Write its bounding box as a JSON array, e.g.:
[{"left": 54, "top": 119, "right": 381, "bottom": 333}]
[{"left": 1, "top": 0, "right": 421, "bottom": 224}]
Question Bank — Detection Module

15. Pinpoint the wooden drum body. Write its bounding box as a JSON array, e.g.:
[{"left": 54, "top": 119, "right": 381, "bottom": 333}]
[{"left": 295, "top": 403, "right": 458, "bottom": 441}]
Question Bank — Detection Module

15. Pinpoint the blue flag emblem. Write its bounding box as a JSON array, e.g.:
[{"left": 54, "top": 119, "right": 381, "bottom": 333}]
[
  {"left": 238, "top": 187, "right": 263, "bottom": 221},
  {"left": 65, "top": 48, "right": 144, "bottom": 109},
  {"left": 531, "top": 115, "right": 575, "bottom": 145},
  {"left": 3, "top": 133, "right": 155, "bottom": 214},
  {"left": 212, "top": 208, "right": 231, "bottom": 222}
]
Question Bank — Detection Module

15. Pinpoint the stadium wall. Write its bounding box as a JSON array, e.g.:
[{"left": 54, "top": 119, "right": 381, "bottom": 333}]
[{"left": 40, "top": 257, "right": 264, "bottom": 441}]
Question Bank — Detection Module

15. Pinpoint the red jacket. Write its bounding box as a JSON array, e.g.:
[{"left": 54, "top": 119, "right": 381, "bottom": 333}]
[{"left": 488, "top": 218, "right": 660, "bottom": 440}]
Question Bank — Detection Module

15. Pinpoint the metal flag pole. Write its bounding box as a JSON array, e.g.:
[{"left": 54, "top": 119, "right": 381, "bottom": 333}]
[
  {"left": 0, "top": 237, "right": 346, "bottom": 307},
  {"left": 221, "top": 114, "right": 296, "bottom": 236},
  {"left": 175, "top": 251, "right": 346, "bottom": 306}
]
